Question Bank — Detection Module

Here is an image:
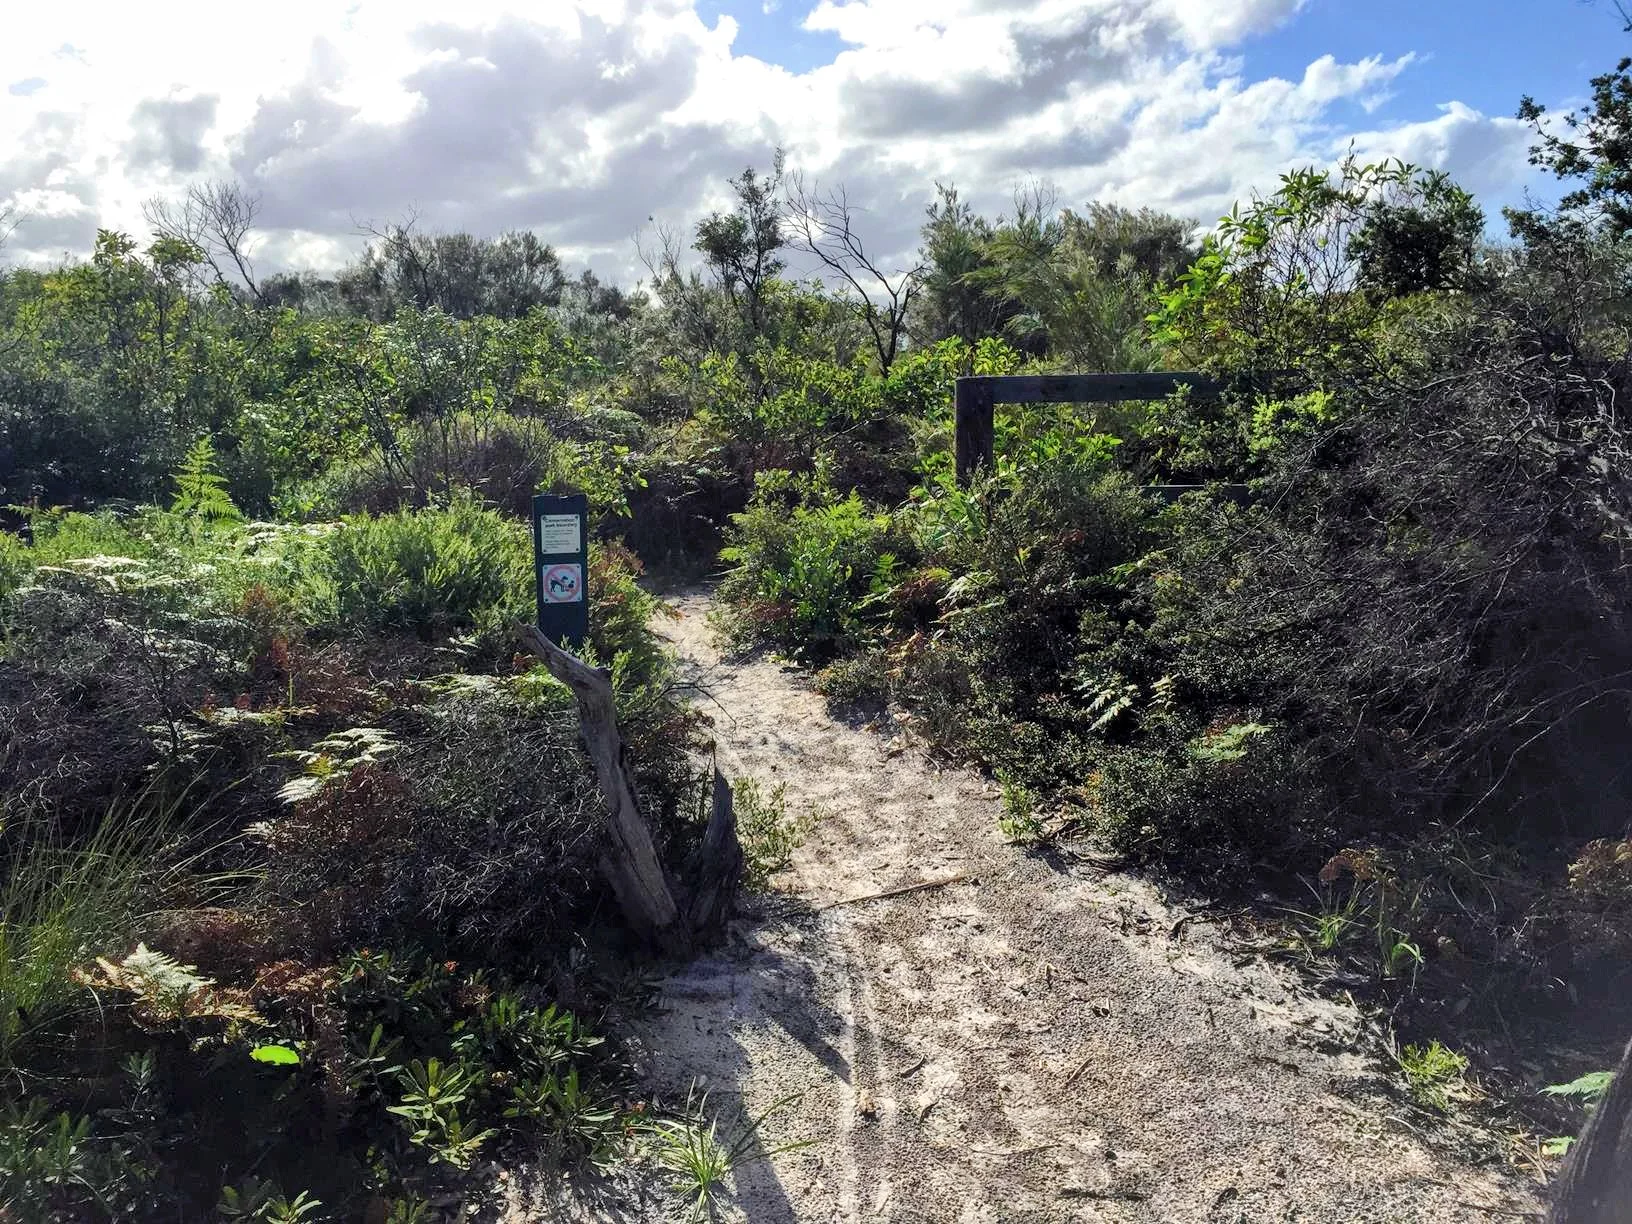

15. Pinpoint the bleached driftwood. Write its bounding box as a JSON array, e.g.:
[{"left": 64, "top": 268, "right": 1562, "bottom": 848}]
[{"left": 517, "top": 624, "right": 744, "bottom": 955}]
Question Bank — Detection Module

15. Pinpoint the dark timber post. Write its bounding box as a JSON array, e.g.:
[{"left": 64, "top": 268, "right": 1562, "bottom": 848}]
[
  {"left": 1551, "top": 1034, "right": 1632, "bottom": 1223},
  {"left": 953, "top": 371, "right": 1228, "bottom": 486},
  {"left": 954, "top": 376, "right": 995, "bottom": 485}
]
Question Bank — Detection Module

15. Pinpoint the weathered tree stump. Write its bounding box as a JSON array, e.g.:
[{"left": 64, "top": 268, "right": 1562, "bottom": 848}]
[
  {"left": 1551, "top": 1036, "right": 1632, "bottom": 1223},
  {"left": 518, "top": 623, "right": 693, "bottom": 956},
  {"left": 684, "top": 767, "right": 744, "bottom": 936},
  {"left": 517, "top": 624, "right": 744, "bottom": 957}
]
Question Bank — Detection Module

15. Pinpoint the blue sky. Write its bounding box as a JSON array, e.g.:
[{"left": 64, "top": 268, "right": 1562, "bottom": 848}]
[
  {"left": 710, "top": 0, "right": 1618, "bottom": 120},
  {"left": 688, "top": 0, "right": 1625, "bottom": 231},
  {"left": 1248, "top": 0, "right": 1613, "bottom": 127},
  {"left": 1, "top": 0, "right": 1625, "bottom": 274}
]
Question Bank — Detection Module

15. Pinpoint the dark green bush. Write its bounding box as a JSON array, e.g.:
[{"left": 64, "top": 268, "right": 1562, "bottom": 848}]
[
  {"left": 294, "top": 411, "right": 571, "bottom": 518},
  {"left": 324, "top": 496, "right": 530, "bottom": 640},
  {"left": 718, "top": 469, "right": 903, "bottom": 662}
]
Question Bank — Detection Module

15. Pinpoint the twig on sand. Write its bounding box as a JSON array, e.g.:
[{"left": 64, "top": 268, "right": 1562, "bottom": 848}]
[
  {"left": 817, "top": 872, "right": 972, "bottom": 910},
  {"left": 969, "top": 1144, "right": 1054, "bottom": 1158},
  {"left": 1062, "top": 1052, "right": 1095, "bottom": 1087}
]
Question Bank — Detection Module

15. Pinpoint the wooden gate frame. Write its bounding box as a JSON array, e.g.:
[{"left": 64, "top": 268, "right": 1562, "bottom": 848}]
[{"left": 953, "top": 371, "right": 1222, "bottom": 484}]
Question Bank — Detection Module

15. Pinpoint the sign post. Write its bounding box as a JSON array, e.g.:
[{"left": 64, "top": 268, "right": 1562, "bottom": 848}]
[{"left": 532, "top": 493, "right": 589, "bottom": 650}]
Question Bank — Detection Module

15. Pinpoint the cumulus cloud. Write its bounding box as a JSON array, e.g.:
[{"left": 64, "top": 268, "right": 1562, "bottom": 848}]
[
  {"left": 127, "top": 93, "right": 218, "bottom": 174},
  {"left": 0, "top": 0, "right": 1545, "bottom": 279},
  {"left": 1345, "top": 102, "right": 1533, "bottom": 202}
]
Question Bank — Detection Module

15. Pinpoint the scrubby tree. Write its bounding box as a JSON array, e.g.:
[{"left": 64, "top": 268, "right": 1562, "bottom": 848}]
[
  {"left": 1350, "top": 170, "right": 1485, "bottom": 298},
  {"left": 692, "top": 152, "right": 788, "bottom": 341},
  {"left": 912, "top": 183, "right": 1011, "bottom": 347},
  {"left": 144, "top": 181, "right": 267, "bottom": 303},
  {"left": 340, "top": 223, "right": 568, "bottom": 320},
  {"left": 1517, "top": 49, "right": 1632, "bottom": 237},
  {"left": 979, "top": 196, "right": 1197, "bottom": 370}
]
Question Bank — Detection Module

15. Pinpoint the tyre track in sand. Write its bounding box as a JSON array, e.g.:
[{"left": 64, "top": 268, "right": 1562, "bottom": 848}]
[{"left": 632, "top": 592, "right": 1543, "bottom": 1223}]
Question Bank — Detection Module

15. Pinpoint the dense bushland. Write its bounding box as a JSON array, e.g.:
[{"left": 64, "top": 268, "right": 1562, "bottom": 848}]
[
  {"left": 0, "top": 480, "right": 705, "bottom": 1215},
  {"left": 6, "top": 46, "right": 1632, "bottom": 1213}
]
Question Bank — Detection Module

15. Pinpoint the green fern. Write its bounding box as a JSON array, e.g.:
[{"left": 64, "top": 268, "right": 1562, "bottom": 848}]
[
  {"left": 1079, "top": 675, "right": 1139, "bottom": 733},
  {"left": 171, "top": 437, "right": 242, "bottom": 523},
  {"left": 1544, "top": 1070, "right": 1613, "bottom": 1105}
]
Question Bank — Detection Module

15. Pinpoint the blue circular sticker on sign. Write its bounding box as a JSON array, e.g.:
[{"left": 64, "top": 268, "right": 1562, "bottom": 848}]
[{"left": 542, "top": 563, "right": 584, "bottom": 604}]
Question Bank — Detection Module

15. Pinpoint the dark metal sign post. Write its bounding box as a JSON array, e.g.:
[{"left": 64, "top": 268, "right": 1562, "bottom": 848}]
[{"left": 532, "top": 493, "right": 589, "bottom": 650}]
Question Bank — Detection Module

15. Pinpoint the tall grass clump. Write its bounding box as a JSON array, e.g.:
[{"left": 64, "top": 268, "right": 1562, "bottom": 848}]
[{"left": 0, "top": 794, "right": 178, "bottom": 1071}]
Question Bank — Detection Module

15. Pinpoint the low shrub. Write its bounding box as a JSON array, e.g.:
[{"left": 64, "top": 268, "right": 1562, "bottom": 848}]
[
  {"left": 718, "top": 469, "right": 902, "bottom": 663},
  {"left": 5, "top": 944, "right": 630, "bottom": 1221},
  {"left": 294, "top": 412, "right": 570, "bottom": 518},
  {"left": 324, "top": 496, "right": 531, "bottom": 641},
  {"left": 731, "top": 777, "right": 816, "bottom": 891}
]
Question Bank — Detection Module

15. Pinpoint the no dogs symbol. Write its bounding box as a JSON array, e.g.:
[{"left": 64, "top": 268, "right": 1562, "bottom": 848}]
[{"left": 542, "top": 563, "right": 584, "bottom": 604}]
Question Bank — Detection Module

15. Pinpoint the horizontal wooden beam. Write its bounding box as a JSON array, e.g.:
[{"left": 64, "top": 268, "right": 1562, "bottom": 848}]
[{"left": 957, "top": 371, "right": 1223, "bottom": 405}]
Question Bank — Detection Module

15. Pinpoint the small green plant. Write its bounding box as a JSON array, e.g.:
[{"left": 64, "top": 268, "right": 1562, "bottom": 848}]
[
  {"left": 644, "top": 1087, "right": 813, "bottom": 1221},
  {"left": 386, "top": 1057, "right": 497, "bottom": 1169},
  {"left": 1541, "top": 1070, "right": 1615, "bottom": 1154},
  {"left": 732, "top": 776, "right": 817, "bottom": 890},
  {"left": 1544, "top": 1069, "right": 1614, "bottom": 1105},
  {"left": 0, "top": 1097, "right": 140, "bottom": 1217},
  {"left": 1190, "top": 721, "right": 1273, "bottom": 764},
  {"left": 1286, "top": 888, "right": 1362, "bottom": 958},
  {"left": 217, "top": 1177, "right": 324, "bottom": 1222},
  {"left": 383, "top": 1194, "right": 435, "bottom": 1224},
  {"left": 1379, "top": 928, "right": 1423, "bottom": 980},
  {"left": 1397, "top": 1039, "right": 1469, "bottom": 1112},
  {"left": 997, "top": 773, "right": 1045, "bottom": 843},
  {"left": 1285, "top": 857, "right": 1424, "bottom": 984},
  {"left": 171, "top": 437, "right": 243, "bottom": 524},
  {"left": 505, "top": 1065, "right": 620, "bottom": 1161}
]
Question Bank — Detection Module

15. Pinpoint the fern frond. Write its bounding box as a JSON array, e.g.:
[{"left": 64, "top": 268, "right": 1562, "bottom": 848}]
[{"left": 171, "top": 437, "right": 242, "bottom": 523}]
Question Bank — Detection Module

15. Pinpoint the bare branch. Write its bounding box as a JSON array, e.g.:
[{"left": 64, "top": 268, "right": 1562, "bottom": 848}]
[
  {"left": 783, "top": 172, "right": 925, "bottom": 373},
  {"left": 145, "top": 181, "right": 266, "bottom": 303}
]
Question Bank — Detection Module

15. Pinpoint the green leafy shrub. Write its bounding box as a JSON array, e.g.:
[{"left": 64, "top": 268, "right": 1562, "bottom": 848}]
[
  {"left": 324, "top": 495, "right": 530, "bottom": 640},
  {"left": 731, "top": 777, "right": 816, "bottom": 890},
  {"left": 8, "top": 944, "right": 626, "bottom": 1220},
  {"left": 294, "top": 411, "right": 572, "bottom": 518},
  {"left": 814, "top": 648, "right": 893, "bottom": 709},
  {"left": 0, "top": 1090, "right": 156, "bottom": 1220},
  {"left": 718, "top": 470, "right": 900, "bottom": 662}
]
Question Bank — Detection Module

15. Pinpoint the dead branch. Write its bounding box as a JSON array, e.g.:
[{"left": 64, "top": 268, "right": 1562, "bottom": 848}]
[{"left": 783, "top": 172, "right": 924, "bottom": 374}]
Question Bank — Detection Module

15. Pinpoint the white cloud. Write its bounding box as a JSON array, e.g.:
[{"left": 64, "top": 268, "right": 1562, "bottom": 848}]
[
  {"left": 0, "top": 0, "right": 1543, "bottom": 280},
  {"left": 1345, "top": 101, "right": 1533, "bottom": 202}
]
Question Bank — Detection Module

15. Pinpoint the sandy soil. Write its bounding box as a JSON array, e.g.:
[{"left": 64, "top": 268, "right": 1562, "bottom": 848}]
[{"left": 521, "top": 592, "right": 1548, "bottom": 1222}]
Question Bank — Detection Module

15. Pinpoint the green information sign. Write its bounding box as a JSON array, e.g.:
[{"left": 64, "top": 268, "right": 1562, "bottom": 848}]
[{"left": 532, "top": 493, "right": 588, "bottom": 650}]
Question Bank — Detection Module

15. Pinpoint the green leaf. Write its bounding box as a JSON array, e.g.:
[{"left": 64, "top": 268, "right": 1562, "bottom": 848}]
[
  {"left": 1543, "top": 1071, "right": 1613, "bottom": 1103},
  {"left": 251, "top": 1043, "right": 301, "bottom": 1066}
]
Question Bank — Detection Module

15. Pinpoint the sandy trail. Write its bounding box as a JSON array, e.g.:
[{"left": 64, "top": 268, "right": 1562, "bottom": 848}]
[{"left": 631, "top": 592, "right": 1542, "bottom": 1223}]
